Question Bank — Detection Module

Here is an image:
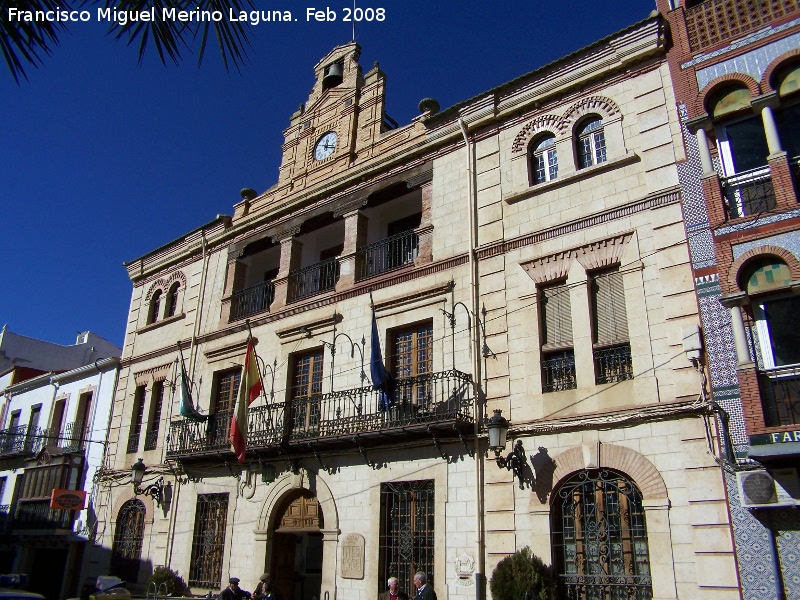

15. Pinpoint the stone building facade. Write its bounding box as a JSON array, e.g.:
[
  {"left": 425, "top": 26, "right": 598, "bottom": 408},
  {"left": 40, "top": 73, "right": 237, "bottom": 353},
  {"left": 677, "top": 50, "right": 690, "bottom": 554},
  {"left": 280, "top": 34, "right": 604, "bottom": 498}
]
[
  {"left": 657, "top": 1, "right": 800, "bottom": 598},
  {"left": 92, "top": 14, "right": 741, "bottom": 600}
]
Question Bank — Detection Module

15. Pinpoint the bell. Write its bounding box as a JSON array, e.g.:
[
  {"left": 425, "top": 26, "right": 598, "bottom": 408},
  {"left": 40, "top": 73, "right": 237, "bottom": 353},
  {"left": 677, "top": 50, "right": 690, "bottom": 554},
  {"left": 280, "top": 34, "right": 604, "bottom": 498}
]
[{"left": 322, "top": 62, "right": 343, "bottom": 89}]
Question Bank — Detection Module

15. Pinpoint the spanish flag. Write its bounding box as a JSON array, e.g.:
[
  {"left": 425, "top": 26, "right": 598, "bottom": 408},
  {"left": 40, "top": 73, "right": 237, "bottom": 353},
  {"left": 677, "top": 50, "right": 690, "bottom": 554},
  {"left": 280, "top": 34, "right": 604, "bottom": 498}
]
[{"left": 230, "top": 337, "right": 263, "bottom": 462}]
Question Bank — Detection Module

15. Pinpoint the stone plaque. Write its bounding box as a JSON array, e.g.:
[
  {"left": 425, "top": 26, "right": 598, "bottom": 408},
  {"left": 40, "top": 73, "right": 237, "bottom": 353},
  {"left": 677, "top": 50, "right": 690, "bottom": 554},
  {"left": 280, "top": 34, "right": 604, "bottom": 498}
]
[{"left": 341, "top": 533, "right": 365, "bottom": 579}]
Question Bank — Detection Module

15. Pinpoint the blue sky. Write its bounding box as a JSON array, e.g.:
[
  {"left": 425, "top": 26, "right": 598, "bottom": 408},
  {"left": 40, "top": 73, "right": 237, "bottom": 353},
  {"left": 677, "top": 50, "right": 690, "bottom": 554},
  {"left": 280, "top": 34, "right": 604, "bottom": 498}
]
[{"left": 1, "top": 0, "right": 656, "bottom": 348}]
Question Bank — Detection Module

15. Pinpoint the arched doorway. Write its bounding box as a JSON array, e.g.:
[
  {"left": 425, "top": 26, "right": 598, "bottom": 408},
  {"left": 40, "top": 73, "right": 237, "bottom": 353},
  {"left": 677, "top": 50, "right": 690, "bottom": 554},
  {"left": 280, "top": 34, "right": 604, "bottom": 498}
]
[
  {"left": 110, "top": 499, "right": 146, "bottom": 583},
  {"left": 550, "top": 469, "right": 653, "bottom": 599},
  {"left": 272, "top": 490, "right": 324, "bottom": 600}
]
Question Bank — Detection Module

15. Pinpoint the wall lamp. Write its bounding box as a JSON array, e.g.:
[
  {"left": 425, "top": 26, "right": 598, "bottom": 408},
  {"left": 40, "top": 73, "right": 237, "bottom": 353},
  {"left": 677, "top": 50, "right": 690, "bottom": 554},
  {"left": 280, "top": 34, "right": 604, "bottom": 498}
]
[
  {"left": 486, "top": 409, "right": 528, "bottom": 489},
  {"left": 131, "top": 458, "right": 172, "bottom": 509}
]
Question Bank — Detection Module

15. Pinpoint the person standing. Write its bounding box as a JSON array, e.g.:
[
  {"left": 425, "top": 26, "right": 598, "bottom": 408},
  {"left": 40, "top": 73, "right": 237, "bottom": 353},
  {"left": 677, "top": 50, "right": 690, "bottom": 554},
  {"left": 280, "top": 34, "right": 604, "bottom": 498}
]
[
  {"left": 379, "top": 577, "right": 409, "bottom": 600},
  {"left": 412, "top": 573, "right": 436, "bottom": 600},
  {"left": 253, "top": 574, "right": 271, "bottom": 600},
  {"left": 220, "top": 577, "right": 252, "bottom": 600}
]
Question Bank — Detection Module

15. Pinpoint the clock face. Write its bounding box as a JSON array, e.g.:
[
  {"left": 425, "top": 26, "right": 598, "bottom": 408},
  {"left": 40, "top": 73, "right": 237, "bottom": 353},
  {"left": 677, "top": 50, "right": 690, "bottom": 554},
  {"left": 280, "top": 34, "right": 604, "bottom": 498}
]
[{"left": 314, "top": 131, "right": 338, "bottom": 161}]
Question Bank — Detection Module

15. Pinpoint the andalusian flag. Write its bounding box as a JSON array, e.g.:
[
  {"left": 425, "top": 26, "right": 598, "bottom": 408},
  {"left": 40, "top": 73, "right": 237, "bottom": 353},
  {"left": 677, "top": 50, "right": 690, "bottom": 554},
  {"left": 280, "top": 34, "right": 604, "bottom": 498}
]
[{"left": 230, "top": 337, "right": 263, "bottom": 462}]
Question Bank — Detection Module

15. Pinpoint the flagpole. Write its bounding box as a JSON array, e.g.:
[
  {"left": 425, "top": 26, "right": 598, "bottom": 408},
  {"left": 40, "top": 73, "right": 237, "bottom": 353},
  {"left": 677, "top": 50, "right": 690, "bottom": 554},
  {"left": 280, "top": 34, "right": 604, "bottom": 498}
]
[{"left": 244, "top": 319, "right": 268, "bottom": 405}]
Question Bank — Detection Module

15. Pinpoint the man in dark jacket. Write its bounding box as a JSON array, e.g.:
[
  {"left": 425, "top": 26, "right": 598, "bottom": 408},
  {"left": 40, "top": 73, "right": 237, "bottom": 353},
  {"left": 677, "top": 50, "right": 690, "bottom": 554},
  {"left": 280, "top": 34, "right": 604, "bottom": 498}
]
[
  {"left": 220, "top": 578, "right": 251, "bottom": 600},
  {"left": 412, "top": 573, "right": 436, "bottom": 600},
  {"left": 378, "top": 577, "right": 409, "bottom": 600}
]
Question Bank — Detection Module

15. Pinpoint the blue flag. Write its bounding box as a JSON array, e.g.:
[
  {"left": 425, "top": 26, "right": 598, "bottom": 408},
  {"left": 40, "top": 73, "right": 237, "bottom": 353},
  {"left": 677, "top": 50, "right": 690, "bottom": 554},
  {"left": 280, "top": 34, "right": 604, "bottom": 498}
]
[{"left": 370, "top": 308, "right": 395, "bottom": 411}]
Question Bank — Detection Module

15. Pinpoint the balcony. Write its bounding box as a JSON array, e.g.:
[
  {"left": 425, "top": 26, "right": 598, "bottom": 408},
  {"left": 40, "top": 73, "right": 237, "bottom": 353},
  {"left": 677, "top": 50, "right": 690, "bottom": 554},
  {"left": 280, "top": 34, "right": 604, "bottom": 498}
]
[
  {"left": 288, "top": 258, "right": 339, "bottom": 302},
  {"left": 231, "top": 280, "right": 275, "bottom": 320},
  {"left": 0, "top": 425, "right": 44, "bottom": 457},
  {"left": 542, "top": 352, "right": 577, "bottom": 393},
  {"left": 11, "top": 501, "right": 76, "bottom": 530},
  {"left": 760, "top": 364, "right": 800, "bottom": 427},
  {"left": 684, "top": 0, "right": 798, "bottom": 52},
  {"left": 722, "top": 166, "right": 776, "bottom": 219},
  {"left": 357, "top": 230, "right": 418, "bottom": 281},
  {"left": 167, "top": 370, "right": 475, "bottom": 460},
  {"left": 594, "top": 344, "right": 634, "bottom": 384}
]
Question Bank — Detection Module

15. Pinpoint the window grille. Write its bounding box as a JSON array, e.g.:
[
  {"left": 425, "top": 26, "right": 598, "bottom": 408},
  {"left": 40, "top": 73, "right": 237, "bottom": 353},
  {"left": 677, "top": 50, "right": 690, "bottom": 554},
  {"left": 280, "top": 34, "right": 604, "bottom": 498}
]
[
  {"left": 111, "top": 499, "right": 146, "bottom": 583},
  {"left": 127, "top": 386, "right": 146, "bottom": 454},
  {"left": 551, "top": 469, "right": 653, "bottom": 600},
  {"left": 189, "top": 493, "right": 229, "bottom": 588},
  {"left": 145, "top": 381, "right": 166, "bottom": 450},
  {"left": 379, "top": 480, "right": 435, "bottom": 596}
]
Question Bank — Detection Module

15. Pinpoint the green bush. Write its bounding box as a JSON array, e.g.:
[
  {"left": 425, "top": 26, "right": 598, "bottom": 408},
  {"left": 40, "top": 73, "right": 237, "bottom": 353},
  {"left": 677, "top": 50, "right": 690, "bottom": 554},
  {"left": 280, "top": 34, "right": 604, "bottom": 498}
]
[
  {"left": 147, "top": 566, "right": 192, "bottom": 597},
  {"left": 489, "top": 547, "right": 556, "bottom": 600}
]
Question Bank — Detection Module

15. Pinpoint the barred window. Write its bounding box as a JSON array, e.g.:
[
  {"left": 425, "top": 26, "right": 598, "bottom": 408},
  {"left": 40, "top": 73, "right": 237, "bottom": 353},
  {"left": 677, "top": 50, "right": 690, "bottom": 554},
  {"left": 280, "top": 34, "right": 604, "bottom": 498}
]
[
  {"left": 379, "top": 480, "right": 435, "bottom": 596},
  {"left": 189, "top": 493, "right": 229, "bottom": 588},
  {"left": 127, "top": 385, "right": 146, "bottom": 454},
  {"left": 551, "top": 470, "right": 652, "bottom": 599},
  {"left": 145, "top": 381, "right": 166, "bottom": 450},
  {"left": 590, "top": 269, "right": 633, "bottom": 384},
  {"left": 539, "top": 283, "right": 576, "bottom": 393},
  {"left": 111, "top": 499, "right": 146, "bottom": 583}
]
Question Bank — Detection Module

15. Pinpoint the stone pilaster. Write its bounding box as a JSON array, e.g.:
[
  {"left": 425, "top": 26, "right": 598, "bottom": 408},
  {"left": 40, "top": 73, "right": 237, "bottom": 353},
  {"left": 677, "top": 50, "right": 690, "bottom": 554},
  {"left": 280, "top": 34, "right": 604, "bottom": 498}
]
[
  {"left": 271, "top": 227, "right": 303, "bottom": 309},
  {"left": 336, "top": 209, "right": 368, "bottom": 290}
]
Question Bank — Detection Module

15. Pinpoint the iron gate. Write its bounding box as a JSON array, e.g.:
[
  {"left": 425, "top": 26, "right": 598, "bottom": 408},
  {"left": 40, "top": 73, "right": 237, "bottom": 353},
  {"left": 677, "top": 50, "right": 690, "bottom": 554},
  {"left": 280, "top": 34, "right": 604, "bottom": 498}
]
[{"left": 110, "top": 499, "right": 146, "bottom": 583}]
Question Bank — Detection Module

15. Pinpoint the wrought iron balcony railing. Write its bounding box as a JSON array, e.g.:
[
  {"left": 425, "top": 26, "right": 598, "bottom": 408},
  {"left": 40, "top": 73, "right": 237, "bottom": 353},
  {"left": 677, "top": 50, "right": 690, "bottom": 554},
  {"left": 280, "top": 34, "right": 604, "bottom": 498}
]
[
  {"left": 685, "top": 0, "right": 798, "bottom": 52},
  {"left": 357, "top": 230, "right": 418, "bottom": 281},
  {"left": 288, "top": 258, "right": 339, "bottom": 302},
  {"left": 126, "top": 433, "right": 140, "bottom": 455},
  {"left": 231, "top": 280, "right": 275, "bottom": 321},
  {"left": 144, "top": 429, "right": 160, "bottom": 451},
  {"left": 60, "top": 420, "right": 87, "bottom": 452},
  {"left": 721, "top": 166, "right": 776, "bottom": 219},
  {"left": 759, "top": 363, "right": 800, "bottom": 427},
  {"left": 594, "top": 344, "right": 634, "bottom": 384},
  {"left": 167, "top": 370, "right": 475, "bottom": 458},
  {"left": 559, "top": 574, "right": 653, "bottom": 600},
  {"left": 167, "top": 410, "right": 233, "bottom": 456},
  {"left": 0, "top": 425, "right": 47, "bottom": 456},
  {"left": 13, "top": 501, "right": 76, "bottom": 530},
  {"left": 542, "top": 352, "right": 577, "bottom": 393}
]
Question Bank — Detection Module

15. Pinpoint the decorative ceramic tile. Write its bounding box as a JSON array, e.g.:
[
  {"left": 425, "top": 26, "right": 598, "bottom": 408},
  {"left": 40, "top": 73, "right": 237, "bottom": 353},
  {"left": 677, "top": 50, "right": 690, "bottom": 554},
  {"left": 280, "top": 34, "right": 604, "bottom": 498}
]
[{"left": 732, "top": 231, "right": 800, "bottom": 261}]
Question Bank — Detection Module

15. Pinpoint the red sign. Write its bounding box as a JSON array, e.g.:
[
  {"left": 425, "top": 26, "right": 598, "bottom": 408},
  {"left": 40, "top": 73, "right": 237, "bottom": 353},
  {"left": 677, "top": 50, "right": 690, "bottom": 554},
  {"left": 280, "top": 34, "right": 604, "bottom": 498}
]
[{"left": 50, "top": 489, "right": 86, "bottom": 510}]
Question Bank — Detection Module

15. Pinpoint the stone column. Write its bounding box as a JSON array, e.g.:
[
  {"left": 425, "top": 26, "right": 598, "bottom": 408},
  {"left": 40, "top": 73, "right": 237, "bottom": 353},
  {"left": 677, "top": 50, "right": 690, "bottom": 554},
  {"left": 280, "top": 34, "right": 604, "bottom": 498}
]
[
  {"left": 688, "top": 114, "right": 727, "bottom": 225},
  {"left": 720, "top": 292, "right": 754, "bottom": 368},
  {"left": 271, "top": 227, "right": 303, "bottom": 310},
  {"left": 220, "top": 252, "right": 247, "bottom": 323},
  {"left": 335, "top": 204, "right": 368, "bottom": 291},
  {"left": 752, "top": 92, "right": 783, "bottom": 155},
  {"left": 415, "top": 181, "right": 434, "bottom": 264}
]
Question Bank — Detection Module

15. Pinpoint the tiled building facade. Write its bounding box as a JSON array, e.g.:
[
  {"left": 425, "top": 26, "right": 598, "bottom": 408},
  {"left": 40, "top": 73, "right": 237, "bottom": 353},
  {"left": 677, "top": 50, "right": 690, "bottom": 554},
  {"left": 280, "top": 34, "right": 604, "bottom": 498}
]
[
  {"left": 658, "top": 1, "right": 800, "bottom": 599},
  {"left": 92, "top": 14, "right": 742, "bottom": 600}
]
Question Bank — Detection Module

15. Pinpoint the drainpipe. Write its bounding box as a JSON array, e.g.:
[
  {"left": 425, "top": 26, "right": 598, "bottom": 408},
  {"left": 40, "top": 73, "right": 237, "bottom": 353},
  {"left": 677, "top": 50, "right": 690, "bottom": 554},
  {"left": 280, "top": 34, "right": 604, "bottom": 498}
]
[
  {"left": 459, "top": 117, "right": 485, "bottom": 600},
  {"left": 166, "top": 229, "right": 210, "bottom": 569}
]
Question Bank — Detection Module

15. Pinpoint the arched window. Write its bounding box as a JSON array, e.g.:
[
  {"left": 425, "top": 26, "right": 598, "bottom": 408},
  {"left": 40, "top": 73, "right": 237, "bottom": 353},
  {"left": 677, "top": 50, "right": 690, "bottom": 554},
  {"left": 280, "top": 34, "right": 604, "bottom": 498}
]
[
  {"left": 775, "top": 63, "right": 800, "bottom": 159},
  {"left": 111, "top": 499, "right": 146, "bottom": 583},
  {"left": 576, "top": 117, "right": 607, "bottom": 169},
  {"left": 148, "top": 290, "right": 162, "bottom": 324},
  {"left": 551, "top": 469, "right": 653, "bottom": 599},
  {"left": 166, "top": 282, "right": 180, "bottom": 318},
  {"left": 530, "top": 135, "right": 558, "bottom": 184}
]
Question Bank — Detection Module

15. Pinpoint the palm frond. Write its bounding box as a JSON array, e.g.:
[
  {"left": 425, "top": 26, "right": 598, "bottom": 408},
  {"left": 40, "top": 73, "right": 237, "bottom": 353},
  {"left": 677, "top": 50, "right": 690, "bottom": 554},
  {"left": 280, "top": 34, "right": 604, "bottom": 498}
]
[{"left": 0, "top": 0, "right": 69, "bottom": 83}]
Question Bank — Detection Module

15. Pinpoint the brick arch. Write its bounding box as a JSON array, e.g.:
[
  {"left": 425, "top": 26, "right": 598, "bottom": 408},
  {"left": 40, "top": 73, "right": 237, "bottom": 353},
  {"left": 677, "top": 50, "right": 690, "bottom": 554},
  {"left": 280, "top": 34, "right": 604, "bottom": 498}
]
[
  {"left": 761, "top": 49, "right": 800, "bottom": 93},
  {"left": 511, "top": 114, "right": 561, "bottom": 154},
  {"left": 549, "top": 444, "right": 668, "bottom": 502},
  {"left": 701, "top": 73, "right": 761, "bottom": 115},
  {"left": 144, "top": 270, "right": 187, "bottom": 302},
  {"left": 728, "top": 245, "right": 800, "bottom": 291},
  {"left": 558, "top": 96, "right": 621, "bottom": 135}
]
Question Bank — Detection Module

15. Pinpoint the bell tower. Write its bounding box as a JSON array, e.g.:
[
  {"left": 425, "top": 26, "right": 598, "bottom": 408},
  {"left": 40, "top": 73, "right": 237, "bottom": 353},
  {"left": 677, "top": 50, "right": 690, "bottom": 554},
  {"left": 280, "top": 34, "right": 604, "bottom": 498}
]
[{"left": 276, "top": 43, "right": 389, "bottom": 192}]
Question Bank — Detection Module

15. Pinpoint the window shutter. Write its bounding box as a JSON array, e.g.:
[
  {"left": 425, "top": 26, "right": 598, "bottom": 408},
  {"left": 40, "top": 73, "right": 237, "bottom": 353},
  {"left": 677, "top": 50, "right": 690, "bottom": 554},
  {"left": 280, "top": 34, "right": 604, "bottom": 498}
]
[
  {"left": 542, "top": 284, "right": 573, "bottom": 347},
  {"left": 592, "top": 270, "right": 628, "bottom": 345}
]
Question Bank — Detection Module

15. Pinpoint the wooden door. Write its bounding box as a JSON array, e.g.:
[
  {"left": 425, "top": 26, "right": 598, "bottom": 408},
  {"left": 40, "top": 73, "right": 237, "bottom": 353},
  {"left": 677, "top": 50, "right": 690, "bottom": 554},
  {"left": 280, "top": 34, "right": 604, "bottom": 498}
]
[{"left": 272, "top": 532, "right": 296, "bottom": 600}]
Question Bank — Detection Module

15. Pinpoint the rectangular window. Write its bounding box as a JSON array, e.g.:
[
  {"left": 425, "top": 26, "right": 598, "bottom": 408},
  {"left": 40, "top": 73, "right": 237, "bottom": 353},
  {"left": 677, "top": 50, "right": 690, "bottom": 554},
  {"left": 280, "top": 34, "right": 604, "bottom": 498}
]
[
  {"left": 539, "top": 283, "right": 576, "bottom": 392},
  {"left": 25, "top": 405, "right": 42, "bottom": 452},
  {"left": 207, "top": 369, "right": 240, "bottom": 448},
  {"left": 50, "top": 400, "right": 66, "bottom": 440},
  {"left": 590, "top": 269, "right": 633, "bottom": 383},
  {"left": 145, "top": 381, "right": 166, "bottom": 450},
  {"left": 379, "top": 480, "right": 435, "bottom": 596},
  {"left": 392, "top": 321, "right": 434, "bottom": 409},
  {"left": 188, "top": 493, "right": 229, "bottom": 588},
  {"left": 127, "top": 386, "right": 146, "bottom": 454},
  {"left": 290, "top": 349, "right": 324, "bottom": 433}
]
